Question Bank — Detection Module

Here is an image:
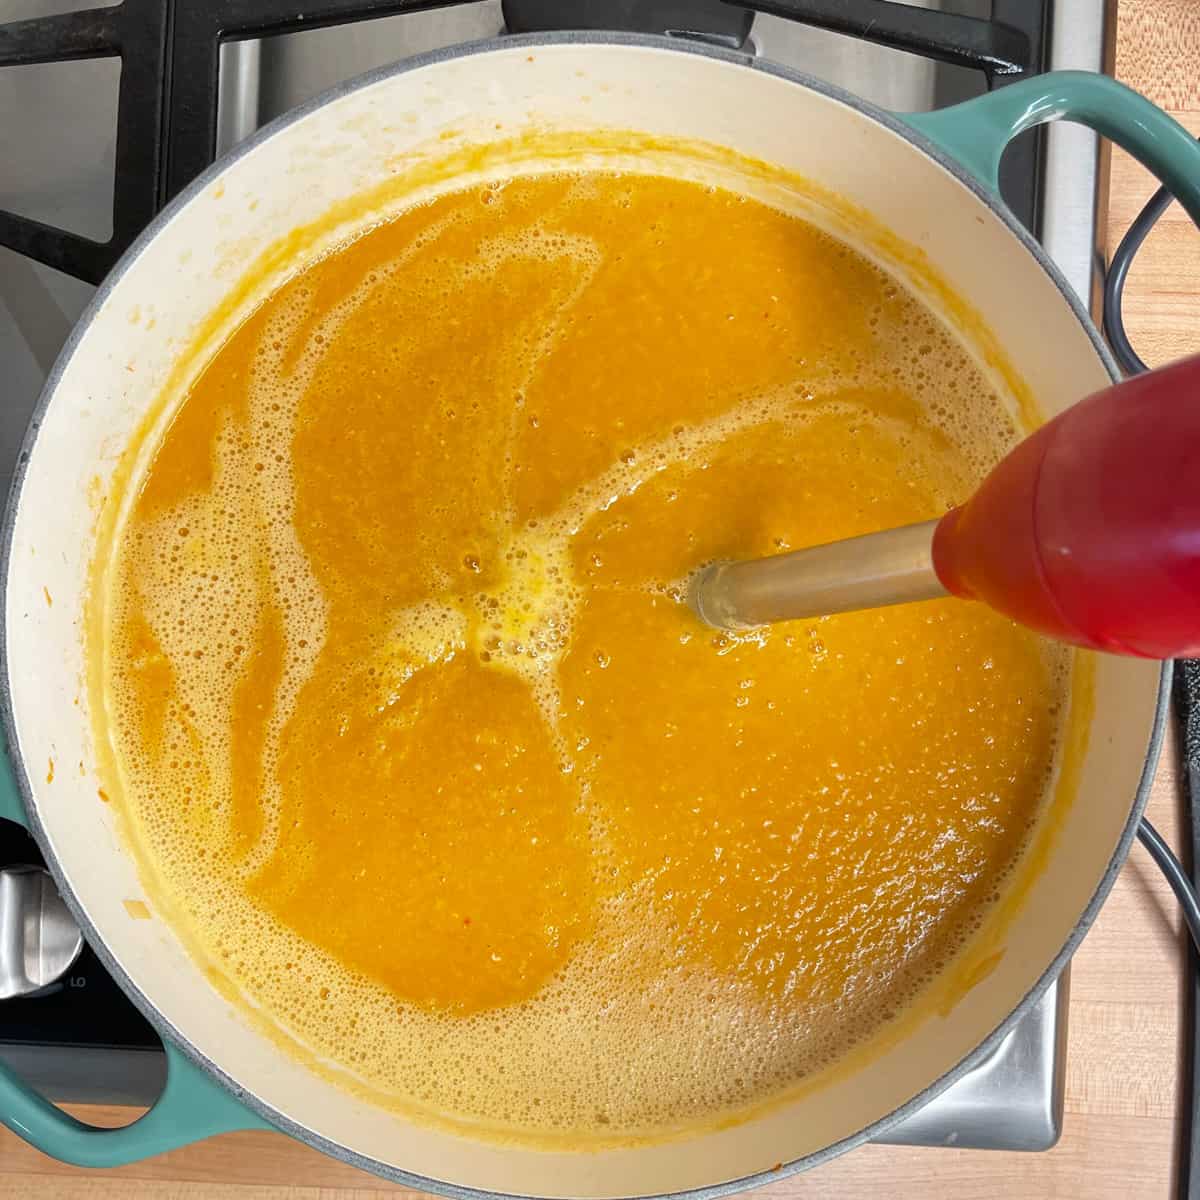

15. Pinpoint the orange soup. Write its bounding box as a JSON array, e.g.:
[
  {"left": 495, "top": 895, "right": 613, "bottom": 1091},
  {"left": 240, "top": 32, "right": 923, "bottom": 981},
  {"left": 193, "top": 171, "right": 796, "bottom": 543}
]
[{"left": 95, "top": 170, "right": 1071, "bottom": 1144}]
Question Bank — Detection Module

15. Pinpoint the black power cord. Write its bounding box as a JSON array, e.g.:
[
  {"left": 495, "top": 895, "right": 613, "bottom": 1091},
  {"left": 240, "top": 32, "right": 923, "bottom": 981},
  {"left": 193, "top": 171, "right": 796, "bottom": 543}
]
[
  {"left": 1175, "top": 664, "right": 1200, "bottom": 1200},
  {"left": 1103, "top": 181, "right": 1176, "bottom": 376},
  {"left": 1139, "top": 817, "right": 1200, "bottom": 955},
  {"left": 1100, "top": 153, "right": 1200, "bottom": 1199}
]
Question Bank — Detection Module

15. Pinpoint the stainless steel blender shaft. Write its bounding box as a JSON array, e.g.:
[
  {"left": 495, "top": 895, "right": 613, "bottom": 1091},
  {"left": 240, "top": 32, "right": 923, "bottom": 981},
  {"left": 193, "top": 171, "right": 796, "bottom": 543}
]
[{"left": 691, "top": 518, "right": 947, "bottom": 630}]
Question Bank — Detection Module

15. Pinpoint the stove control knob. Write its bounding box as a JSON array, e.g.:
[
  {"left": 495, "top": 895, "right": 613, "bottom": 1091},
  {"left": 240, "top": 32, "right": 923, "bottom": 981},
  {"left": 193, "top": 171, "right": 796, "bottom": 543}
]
[{"left": 0, "top": 866, "right": 84, "bottom": 999}]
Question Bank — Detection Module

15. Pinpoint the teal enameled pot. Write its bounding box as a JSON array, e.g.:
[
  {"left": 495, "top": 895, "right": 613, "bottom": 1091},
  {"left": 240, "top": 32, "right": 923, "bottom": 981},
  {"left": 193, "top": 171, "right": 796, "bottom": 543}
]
[{"left": 1, "top": 34, "right": 1198, "bottom": 1197}]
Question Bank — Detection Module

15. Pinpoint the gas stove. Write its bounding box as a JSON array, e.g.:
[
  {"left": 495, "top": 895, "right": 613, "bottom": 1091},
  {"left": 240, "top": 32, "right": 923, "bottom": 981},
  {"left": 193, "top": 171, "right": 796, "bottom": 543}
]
[{"left": 0, "top": 0, "right": 1113, "bottom": 1155}]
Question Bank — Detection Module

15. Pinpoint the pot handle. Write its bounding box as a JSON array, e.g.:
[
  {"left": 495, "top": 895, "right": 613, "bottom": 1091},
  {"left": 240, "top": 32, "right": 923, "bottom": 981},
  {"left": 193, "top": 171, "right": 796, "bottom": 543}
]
[
  {"left": 901, "top": 71, "right": 1200, "bottom": 227},
  {"left": 0, "top": 1041, "right": 273, "bottom": 1167},
  {"left": 0, "top": 753, "right": 272, "bottom": 1163},
  {"left": 0, "top": 744, "right": 26, "bottom": 828}
]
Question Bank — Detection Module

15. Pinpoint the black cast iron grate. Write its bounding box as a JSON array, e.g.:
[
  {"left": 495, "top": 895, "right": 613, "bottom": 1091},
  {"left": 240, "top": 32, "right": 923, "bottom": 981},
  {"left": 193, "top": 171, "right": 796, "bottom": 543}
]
[{"left": 0, "top": 0, "right": 1047, "bottom": 285}]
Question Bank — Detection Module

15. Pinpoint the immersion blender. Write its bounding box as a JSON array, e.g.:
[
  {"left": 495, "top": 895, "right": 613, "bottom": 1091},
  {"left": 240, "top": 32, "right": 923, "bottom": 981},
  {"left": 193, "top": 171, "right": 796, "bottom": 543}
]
[{"left": 692, "top": 354, "right": 1200, "bottom": 659}]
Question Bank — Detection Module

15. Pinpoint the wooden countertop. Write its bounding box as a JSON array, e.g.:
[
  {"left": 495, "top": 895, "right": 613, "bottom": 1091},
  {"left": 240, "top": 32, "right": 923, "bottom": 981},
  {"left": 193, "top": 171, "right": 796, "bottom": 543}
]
[{"left": 4, "top": 2, "right": 1199, "bottom": 1196}]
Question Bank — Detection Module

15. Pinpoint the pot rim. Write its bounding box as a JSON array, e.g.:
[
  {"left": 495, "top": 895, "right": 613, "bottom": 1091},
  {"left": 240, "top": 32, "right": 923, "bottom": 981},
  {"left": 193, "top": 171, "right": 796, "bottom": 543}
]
[{"left": 0, "top": 29, "right": 1169, "bottom": 1200}]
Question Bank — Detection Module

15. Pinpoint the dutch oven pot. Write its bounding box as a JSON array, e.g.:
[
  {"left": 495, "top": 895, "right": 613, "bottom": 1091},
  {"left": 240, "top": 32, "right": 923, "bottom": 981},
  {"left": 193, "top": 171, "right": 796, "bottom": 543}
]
[{"left": 1, "top": 34, "right": 1198, "bottom": 1198}]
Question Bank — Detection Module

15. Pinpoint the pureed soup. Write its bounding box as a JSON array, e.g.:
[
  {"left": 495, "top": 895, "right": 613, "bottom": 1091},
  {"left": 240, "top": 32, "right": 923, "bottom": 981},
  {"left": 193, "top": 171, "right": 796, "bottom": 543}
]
[{"left": 94, "top": 168, "right": 1075, "bottom": 1146}]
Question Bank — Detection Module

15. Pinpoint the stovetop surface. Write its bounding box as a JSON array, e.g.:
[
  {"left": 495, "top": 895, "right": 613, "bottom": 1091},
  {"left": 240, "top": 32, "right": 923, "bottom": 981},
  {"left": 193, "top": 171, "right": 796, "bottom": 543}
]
[{"left": 0, "top": 823, "right": 159, "bottom": 1050}]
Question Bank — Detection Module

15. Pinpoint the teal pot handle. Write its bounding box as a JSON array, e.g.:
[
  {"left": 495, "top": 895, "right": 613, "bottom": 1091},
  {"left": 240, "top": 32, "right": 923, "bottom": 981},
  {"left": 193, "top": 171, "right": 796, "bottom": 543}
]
[
  {"left": 0, "top": 743, "right": 26, "bottom": 827},
  {"left": 903, "top": 71, "right": 1200, "bottom": 226},
  {"left": 0, "top": 1041, "right": 272, "bottom": 1167},
  {"left": 0, "top": 749, "right": 272, "bottom": 1162}
]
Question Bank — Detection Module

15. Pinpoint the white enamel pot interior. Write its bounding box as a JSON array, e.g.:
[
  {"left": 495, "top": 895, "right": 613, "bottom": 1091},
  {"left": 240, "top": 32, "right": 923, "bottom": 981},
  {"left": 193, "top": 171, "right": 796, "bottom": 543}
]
[{"left": 1, "top": 33, "right": 1165, "bottom": 1199}]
